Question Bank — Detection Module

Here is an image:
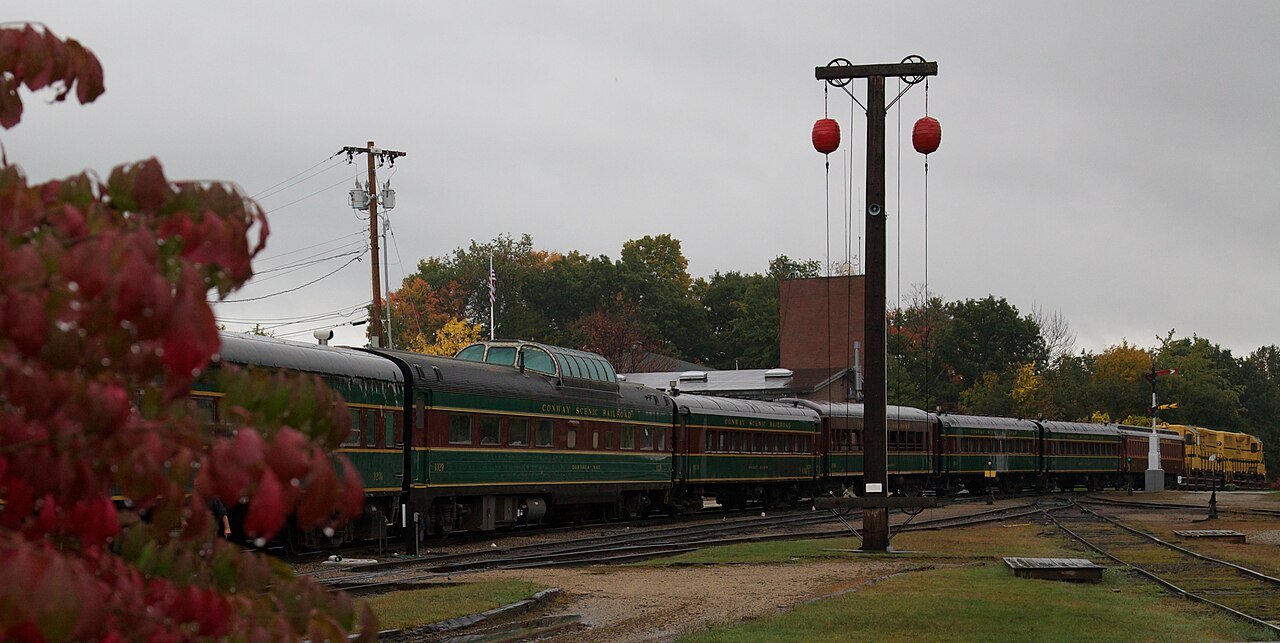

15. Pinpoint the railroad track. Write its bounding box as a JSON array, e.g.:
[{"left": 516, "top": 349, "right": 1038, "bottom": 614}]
[
  {"left": 1043, "top": 500, "right": 1280, "bottom": 635},
  {"left": 1081, "top": 495, "right": 1280, "bottom": 518},
  {"left": 320, "top": 497, "right": 1064, "bottom": 596}
]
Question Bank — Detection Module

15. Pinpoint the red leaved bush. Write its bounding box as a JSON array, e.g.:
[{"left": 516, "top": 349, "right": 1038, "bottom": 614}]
[{"left": 0, "top": 25, "right": 376, "bottom": 640}]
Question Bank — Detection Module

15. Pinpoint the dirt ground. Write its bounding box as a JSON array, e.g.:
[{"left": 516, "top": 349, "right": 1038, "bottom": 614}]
[
  {"left": 455, "top": 492, "right": 1280, "bottom": 641},
  {"left": 467, "top": 558, "right": 937, "bottom": 642}
]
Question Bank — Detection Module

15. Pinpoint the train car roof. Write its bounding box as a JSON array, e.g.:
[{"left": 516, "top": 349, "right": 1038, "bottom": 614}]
[
  {"left": 675, "top": 394, "right": 820, "bottom": 423},
  {"left": 1117, "top": 424, "right": 1181, "bottom": 439},
  {"left": 1037, "top": 420, "right": 1119, "bottom": 437},
  {"left": 215, "top": 332, "right": 404, "bottom": 382},
  {"left": 369, "top": 348, "right": 668, "bottom": 411},
  {"left": 937, "top": 413, "right": 1039, "bottom": 433},
  {"left": 781, "top": 399, "right": 931, "bottom": 422}
]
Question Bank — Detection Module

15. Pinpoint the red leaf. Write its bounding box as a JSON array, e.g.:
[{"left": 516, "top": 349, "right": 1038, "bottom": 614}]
[
  {"left": 204, "top": 428, "right": 263, "bottom": 502},
  {"left": 264, "top": 428, "right": 311, "bottom": 484},
  {"left": 339, "top": 458, "right": 365, "bottom": 520},
  {"left": 20, "top": 26, "right": 52, "bottom": 91},
  {"left": 132, "top": 158, "right": 167, "bottom": 213},
  {"left": 71, "top": 38, "right": 104, "bottom": 104},
  {"left": 5, "top": 243, "right": 46, "bottom": 287},
  {"left": 5, "top": 290, "right": 49, "bottom": 357},
  {"left": 244, "top": 471, "right": 285, "bottom": 539},
  {"left": 0, "top": 77, "right": 23, "bottom": 129},
  {"left": 295, "top": 451, "right": 338, "bottom": 529},
  {"left": 160, "top": 269, "right": 218, "bottom": 399},
  {"left": 36, "top": 494, "right": 57, "bottom": 535}
]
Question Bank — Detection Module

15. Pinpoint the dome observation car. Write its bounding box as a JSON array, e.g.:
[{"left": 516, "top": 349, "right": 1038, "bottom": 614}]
[{"left": 454, "top": 340, "right": 619, "bottom": 392}]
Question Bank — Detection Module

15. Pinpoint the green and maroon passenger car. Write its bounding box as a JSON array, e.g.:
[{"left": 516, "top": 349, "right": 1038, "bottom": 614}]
[
  {"left": 672, "top": 393, "right": 821, "bottom": 509},
  {"left": 937, "top": 414, "right": 1039, "bottom": 494},
  {"left": 203, "top": 333, "right": 406, "bottom": 547},
  {"left": 782, "top": 400, "right": 933, "bottom": 495},
  {"left": 1036, "top": 420, "right": 1123, "bottom": 491},
  {"left": 371, "top": 341, "right": 673, "bottom": 535}
]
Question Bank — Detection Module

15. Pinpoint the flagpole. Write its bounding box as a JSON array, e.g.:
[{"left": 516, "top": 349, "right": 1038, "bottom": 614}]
[{"left": 489, "top": 255, "right": 495, "bottom": 340}]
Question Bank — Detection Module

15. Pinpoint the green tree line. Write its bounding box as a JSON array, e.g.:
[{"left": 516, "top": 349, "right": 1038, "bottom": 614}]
[{"left": 389, "top": 234, "right": 1278, "bottom": 480}]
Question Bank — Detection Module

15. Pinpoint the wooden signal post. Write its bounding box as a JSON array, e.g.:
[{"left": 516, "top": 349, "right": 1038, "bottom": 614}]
[{"left": 811, "top": 58, "right": 938, "bottom": 552}]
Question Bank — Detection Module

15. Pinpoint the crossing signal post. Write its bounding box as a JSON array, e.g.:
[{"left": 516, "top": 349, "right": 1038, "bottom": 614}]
[{"left": 1143, "top": 365, "right": 1178, "bottom": 492}]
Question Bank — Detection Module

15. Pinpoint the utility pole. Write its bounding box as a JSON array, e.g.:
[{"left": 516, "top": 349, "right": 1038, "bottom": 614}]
[
  {"left": 810, "top": 58, "right": 938, "bottom": 552},
  {"left": 340, "top": 141, "right": 406, "bottom": 348}
]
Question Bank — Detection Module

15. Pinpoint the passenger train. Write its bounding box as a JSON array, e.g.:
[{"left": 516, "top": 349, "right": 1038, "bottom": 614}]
[{"left": 193, "top": 333, "right": 1268, "bottom": 546}]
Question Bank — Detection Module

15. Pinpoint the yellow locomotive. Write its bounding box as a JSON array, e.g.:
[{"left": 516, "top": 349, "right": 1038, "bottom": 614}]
[{"left": 1162, "top": 423, "right": 1267, "bottom": 489}]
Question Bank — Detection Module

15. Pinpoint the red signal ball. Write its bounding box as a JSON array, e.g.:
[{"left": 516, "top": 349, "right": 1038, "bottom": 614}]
[
  {"left": 912, "top": 116, "right": 941, "bottom": 155},
  {"left": 812, "top": 118, "right": 840, "bottom": 155}
]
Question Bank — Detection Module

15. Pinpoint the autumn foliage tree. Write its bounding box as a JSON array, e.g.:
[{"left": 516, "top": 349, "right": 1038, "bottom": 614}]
[{"left": 0, "top": 25, "right": 375, "bottom": 640}]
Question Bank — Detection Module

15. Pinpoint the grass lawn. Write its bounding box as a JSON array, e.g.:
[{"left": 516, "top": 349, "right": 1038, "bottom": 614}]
[
  {"left": 360, "top": 580, "right": 544, "bottom": 631},
  {"left": 682, "top": 563, "right": 1273, "bottom": 642}
]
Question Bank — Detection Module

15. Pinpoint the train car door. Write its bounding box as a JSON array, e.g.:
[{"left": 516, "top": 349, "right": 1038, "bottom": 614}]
[{"left": 674, "top": 407, "right": 692, "bottom": 484}]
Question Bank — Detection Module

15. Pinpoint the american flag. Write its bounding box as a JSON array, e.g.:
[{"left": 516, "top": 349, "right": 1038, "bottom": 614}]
[{"left": 488, "top": 264, "right": 496, "bottom": 304}]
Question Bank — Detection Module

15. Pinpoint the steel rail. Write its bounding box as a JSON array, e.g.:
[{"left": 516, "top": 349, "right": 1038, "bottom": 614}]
[{"left": 1042, "top": 504, "right": 1280, "bottom": 635}]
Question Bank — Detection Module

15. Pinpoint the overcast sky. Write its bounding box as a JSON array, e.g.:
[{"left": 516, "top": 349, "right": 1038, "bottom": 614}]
[{"left": 7, "top": 2, "right": 1278, "bottom": 357}]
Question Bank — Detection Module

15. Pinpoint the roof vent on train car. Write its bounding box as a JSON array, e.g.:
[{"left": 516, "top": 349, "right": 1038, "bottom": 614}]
[
  {"left": 764, "top": 368, "right": 794, "bottom": 379},
  {"left": 679, "top": 371, "right": 708, "bottom": 382}
]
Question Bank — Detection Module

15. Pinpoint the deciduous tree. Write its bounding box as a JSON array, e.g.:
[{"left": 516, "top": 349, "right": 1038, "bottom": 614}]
[{"left": 0, "top": 26, "right": 373, "bottom": 640}]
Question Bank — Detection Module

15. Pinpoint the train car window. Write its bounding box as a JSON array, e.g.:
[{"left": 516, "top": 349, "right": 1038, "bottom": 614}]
[
  {"left": 583, "top": 359, "right": 603, "bottom": 381},
  {"left": 344, "top": 409, "right": 362, "bottom": 447},
  {"left": 566, "top": 429, "right": 577, "bottom": 449},
  {"left": 535, "top": 420, "right": 554, "bottom": 447},
  {"left": 706, "top": 431, "right": 714, "bottom": 452},
  {"left": 638, "top": 427, "right": 653, "bottom": 450},
  {"left": 754, "top": 434, "right": 764, "bottom": 453},
  {"left": 385, "top": 412, "right": 396, "bottom": 448},
  {"left": 416, "top": 395, "right": 427, "bottom": 429},
  {"left": 448, "top": 414, "right": 473, "bottom": 445},
  {"left": 364, "top": 409, "right": 379, "bottom": 447},
  {"left": 485, "top": 346, "right": 517, "bottom": 366},
  {"left": 522, "top": 347, "right": 557, "bottom": 375},
  {"left": 479, "top": 416, "right": 500, "bottom": 445},
  {"left": 599, "top": 360, "right": 617, "bottom": 382},
  {"left": 1252, "top": 443, "right": 1259, "bottom": 452},
  {"left": 593, "top": 430, "right": 600, "bottom": 449},
  {"left": 509, "top": 418, "right": 530, "bottom": 446},
  {"left": 605, "top": 429, "right": 616, "bottom": 450},
  {"left": 621, "top": 426, "right": 636, "bottom": 450},
  {"left": 658, "top": 430, "right": 666, "bottom": 451},
  {"left": 188, "top": 398, "right": 218, "bottom": 429},
  {"left": 570, "top": 356, "right": 587, "bottom": 378},
  {"left": 563, "top": 356, "right": 580, "bottom": 378},
  {"left": 456, "top": 344, "right": 485, "bottom": 361}
]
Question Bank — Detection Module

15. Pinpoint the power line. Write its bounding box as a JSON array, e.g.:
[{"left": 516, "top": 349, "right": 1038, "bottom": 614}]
[
  {"left": 250, "top": 247, "right": 367, "bottom": 285},
  {"left": 250, "top": 153, "right": 342, "bottom": 199},
  {"left": 262, "top": 171, "right": 358, "bottom": 215},
  {"left": 257, "top": 239, "right": 366, "bottom": 271},
  {"left": 261, "top": 305, "right": 368, "bottom": 332},
  {"left": 276, "top": 318, "right": 367, "bottom": 340},
  {"left": 254, "top": 161, "right": 349, "bottom": 203},
  {"left": 217, "top": 301, "right": 371, "bottom": 324},
  {"left": 254, "top": 230, "right": 365, "bottom": 266},
  {"left": 214, "top": 250, "right": 366, "bottom": 303}
]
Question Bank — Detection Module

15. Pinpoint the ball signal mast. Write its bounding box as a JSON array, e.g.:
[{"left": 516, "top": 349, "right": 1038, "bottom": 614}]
[{"left": 1144, "top": 364, "right": 1178, "bottom": 492}]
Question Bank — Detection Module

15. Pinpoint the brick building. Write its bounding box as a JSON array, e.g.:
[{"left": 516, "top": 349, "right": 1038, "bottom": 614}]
[{"left": 779, "top": 275, "right": 865, "bottom": 384}]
